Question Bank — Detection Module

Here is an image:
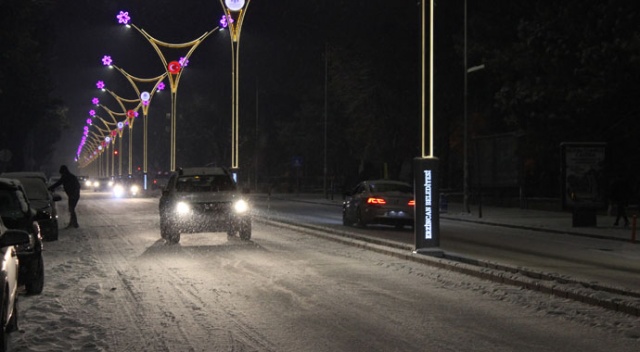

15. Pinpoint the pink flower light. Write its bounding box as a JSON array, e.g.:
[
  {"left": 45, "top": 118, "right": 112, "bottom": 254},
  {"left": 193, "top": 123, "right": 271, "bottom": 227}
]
[
  {"left": 157, "top": 82, "right": 166, "bottom": 91},
  {"left": 89, "top": 110, "right": 96, "bottom": 116},
  {"left": 179, "top": 57, "right": 189, "bottom": 67},
  {"left": 92, "top": 97, "right": 100, "bottom": 105},
  {"left": 102, "top": 55, "right": 113, "bottom": 66},
  {"left": 117, "top": 11, "right": 131, "bottom": 25},
  {"left": 220, "top": 14, "right": 234, "bottom": 28},
  {"left": 96, "top": 81, "right": 105, "bottom": 89}
]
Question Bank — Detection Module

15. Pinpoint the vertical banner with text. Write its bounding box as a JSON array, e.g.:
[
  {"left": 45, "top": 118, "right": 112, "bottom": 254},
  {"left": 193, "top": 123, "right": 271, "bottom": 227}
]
[{"left": 414, "top": 157, "right": 440, "bottom": 250}]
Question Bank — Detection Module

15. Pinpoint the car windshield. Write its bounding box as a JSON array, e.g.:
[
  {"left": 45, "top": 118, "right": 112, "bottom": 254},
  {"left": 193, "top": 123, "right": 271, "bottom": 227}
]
[
  {"left": 17, "top": 178, "right": 49, "bottom": 200},
  {"left": 176, "top": 175, "right": 236, "bottom": 192},
  {"left": 0, "top": 189, "right": 27, "bottom": 216},
  {"left": 370, "top": 182, "right": 413, "bottom": 194}
]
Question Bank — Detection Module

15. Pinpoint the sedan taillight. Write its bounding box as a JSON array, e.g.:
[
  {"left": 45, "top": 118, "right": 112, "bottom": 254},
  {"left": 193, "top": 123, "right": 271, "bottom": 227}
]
[
  {"left": 408, "top": 200, "right": 415, "bottom": 206},
  {"left": 367, "top": 197, "right": 386, "bottom": 205}
]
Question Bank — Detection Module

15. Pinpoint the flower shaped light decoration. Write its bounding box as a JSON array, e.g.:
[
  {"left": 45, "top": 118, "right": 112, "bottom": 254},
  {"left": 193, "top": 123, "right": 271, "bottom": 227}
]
[
  {"left": 179, "top": 57, "right": 189, "bottom": 68},
  {"left": 96, "top": 81, "right": 105, "bottom": 90},
  {"left": 89, "top": 110, "right": 96, "bottom": 117},
  {"left": 157, "top": 82, "right": 166, "bottom": 91},
  {"left": 220, "top": 14, "right": 234, "bottom": 28},
  {"left": 102, "top": 55, "right": 113, "bottom": 67},
  {"left": 92, "top": 97, "right": 100, "bottom": 105},
  {"left": 117, "top": 11, "right": 131, "bottom": 25},
  {"left": 86, "top": 119, "right": 92, "bottom": 125}
]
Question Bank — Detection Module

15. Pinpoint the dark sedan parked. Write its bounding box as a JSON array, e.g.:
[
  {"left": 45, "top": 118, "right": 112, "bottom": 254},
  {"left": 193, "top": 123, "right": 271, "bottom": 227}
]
[
  {"left": 343, "top": 179, "right": 415, "bottom": 229},
  {"left": 1, "top": 172, "right": 61, "bottom": 241}
]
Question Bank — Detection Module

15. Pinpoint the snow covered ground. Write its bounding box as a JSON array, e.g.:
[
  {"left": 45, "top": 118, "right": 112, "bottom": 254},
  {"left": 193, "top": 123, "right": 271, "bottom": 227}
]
[{"left": 7, "top": 194, "right": 640, "bottom": 351}]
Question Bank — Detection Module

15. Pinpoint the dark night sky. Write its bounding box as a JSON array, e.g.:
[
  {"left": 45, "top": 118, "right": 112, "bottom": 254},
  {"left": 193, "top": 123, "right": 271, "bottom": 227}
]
[{"left": 48, "top": 1, "right": 429, "bottom": 173}]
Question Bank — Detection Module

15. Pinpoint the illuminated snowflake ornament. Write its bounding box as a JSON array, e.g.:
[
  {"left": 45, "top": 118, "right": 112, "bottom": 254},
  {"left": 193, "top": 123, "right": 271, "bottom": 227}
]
[
  {"left": 117, "top": 11, "right": 131, "bottom": 25},
  {"left": 102, "top": 55, "right": 113, "bottom": 66}
]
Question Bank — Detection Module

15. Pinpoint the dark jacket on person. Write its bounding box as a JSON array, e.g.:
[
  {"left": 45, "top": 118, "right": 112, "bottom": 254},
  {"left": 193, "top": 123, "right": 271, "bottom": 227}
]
[{"left": 50, "top": 166, "right": 80, "bottom": 198}]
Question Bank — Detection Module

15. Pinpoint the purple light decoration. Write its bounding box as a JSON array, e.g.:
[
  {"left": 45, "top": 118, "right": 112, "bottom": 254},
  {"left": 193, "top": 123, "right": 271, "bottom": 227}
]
[
  {"left": 102, "top": 55, "right": 113, "bottom": 66},
  {"left": 89, "top": 110, "right": 96, "bottom": 116},
  {"left": 179, "top": 57, "right": 189, "bottom": 67},
  {"left": 157, "top": 82, "right": 165, "bottom": 91},
  {"left": 96, "top": 81, "right": 105, "bottom": 89},
  {"left": 92, "top": 97, "right": 99, "bottom": 105},
  {"left": 117, "top": 122, "right": 124, "bottom": 129},
  {"left": 143, "top": 100, "right": 150, "bottom": 106},
  {"left": 220, "top": 14, "right": 234, "bottom": 28},
  {"left": 86, "top": 119, "right": 92, "bottom": 125},
  {"left": 117, "top": 11, "right": 131, "bottom": 25}
]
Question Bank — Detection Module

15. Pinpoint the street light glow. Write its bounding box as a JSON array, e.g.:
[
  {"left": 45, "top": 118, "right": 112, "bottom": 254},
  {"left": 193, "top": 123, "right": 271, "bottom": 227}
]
[{"left": 225, "top": 0, "right": 245, "bottom": 11}]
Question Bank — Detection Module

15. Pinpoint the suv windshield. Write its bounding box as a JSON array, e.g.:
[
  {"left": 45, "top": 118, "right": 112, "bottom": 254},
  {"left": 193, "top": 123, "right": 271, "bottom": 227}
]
[{"left": 176, "top": 175, "right": 236, "bottom": 193}]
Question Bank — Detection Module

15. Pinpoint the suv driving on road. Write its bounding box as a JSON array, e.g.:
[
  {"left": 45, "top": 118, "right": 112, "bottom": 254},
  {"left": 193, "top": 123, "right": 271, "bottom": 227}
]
[{"left": 158, "top": 167, "right": 251, "bottom": 244}]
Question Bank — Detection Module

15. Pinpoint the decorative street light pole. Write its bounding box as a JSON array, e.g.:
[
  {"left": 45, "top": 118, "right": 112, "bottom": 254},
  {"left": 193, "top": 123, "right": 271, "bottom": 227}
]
[
  {"left": 102, "top": 55, "right": 166, "bottom": 188},
  {"left": 219, "top": 0, "right": 251, "bottom": 178},
  {"left": 116, "top": 10, "right": 219, "bottom": 171},
  {"left": 414, "top": 0, "right": 441, "bottom": 254}
]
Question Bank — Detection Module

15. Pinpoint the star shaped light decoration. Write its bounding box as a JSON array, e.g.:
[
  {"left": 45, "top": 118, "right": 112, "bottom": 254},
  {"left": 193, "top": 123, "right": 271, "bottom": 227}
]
[
  {"left": 102, "top": 55, "right": 113, "bottom": 66},
  {"left": 117, "top": 11, "right": 131, "bottom": 25}
]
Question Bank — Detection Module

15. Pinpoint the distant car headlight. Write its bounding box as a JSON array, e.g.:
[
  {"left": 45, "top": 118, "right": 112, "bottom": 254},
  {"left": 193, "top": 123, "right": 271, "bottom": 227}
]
[
  {"left": 176, "top": 201, "right": 191, "bottom": 216},
  {"left": 233, "top": 199, "right": 249, "bottom": 214},
  {"left": 85, "top": 180, "right": 92, "bottom": 187},
  {"left": 93, "top": 181, "right": 100, "bottom": 188},
  {"left": 130, "top": 185, "right": 140, "bottom": 195},
  {"left": 113, "top": 184, "right": 125, "bottom": 198},
  {"left": 108, "top": 180, "right": 115, "bottom": 188}
]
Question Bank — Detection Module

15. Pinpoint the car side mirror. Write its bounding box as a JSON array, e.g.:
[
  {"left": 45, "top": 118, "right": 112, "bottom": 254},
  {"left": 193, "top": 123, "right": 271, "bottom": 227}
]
[{"left": 0, "top": 229, "right": 31, "bottom": 247}]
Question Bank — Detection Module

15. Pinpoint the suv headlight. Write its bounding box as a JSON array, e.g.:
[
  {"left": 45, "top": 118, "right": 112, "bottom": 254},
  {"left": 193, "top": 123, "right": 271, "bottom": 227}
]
[
  {"left": 176, "top": 201, "right": 191, "bottom": 216},
  {"left": 233, "top": 199, "right": 249, "bottom": 214},
  {"left": 130, "top": 185, "right": 140, "bottom": 195}
]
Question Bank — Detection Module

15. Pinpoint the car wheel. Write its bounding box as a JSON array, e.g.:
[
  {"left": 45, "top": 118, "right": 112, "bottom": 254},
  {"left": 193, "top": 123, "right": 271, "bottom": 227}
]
[
  {"left": 164, "top": 225, "right": 180, "bottom": 244},
  {"left": 6, "top": 295, "right": 18, "bottom": 333},
  {"left": 45, "top": 221, "right": 59, "bottom": 241},
  {"left": 239, "top": 219, "right": 252, "bottom": 240},
  {"left": 26, "top": 254, "right": 45, "bottom": 295}
]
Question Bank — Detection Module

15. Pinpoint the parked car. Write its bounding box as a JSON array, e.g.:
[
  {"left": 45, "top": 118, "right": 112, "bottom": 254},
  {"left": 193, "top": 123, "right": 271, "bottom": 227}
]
[
  {"left": 0, "top": 178, "right": 45, "bottom": 294},
  {"left": 0, "top": 217, "right": 31, "bottom": 350},
  {"left": 342, "top": 179, "right": 415, "bottom": 229},
  {"left": 159, "top": 167, "right": 251, "bottom": 244},
  {"left": 1, "top": 172, "right": 62, "bottom": 241}
]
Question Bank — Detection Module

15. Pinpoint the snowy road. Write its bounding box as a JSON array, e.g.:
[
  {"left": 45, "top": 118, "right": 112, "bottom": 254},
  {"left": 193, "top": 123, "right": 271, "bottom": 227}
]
[{"left": 9, "top": 193, "right": 640, "bottom": 351}]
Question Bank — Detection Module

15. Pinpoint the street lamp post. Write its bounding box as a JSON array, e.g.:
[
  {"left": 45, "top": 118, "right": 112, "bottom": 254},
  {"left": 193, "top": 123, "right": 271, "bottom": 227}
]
[
  {"left": 414, "top": 0, "right": 441, "bottom": 254},
  {"left": 219, "top": 0, "right": 251, "bottom": 179},
  {"left": 116, "top": 10, "right": 219, "bottom": 171},
  {"left": 102, "top": 55, "right": 167, "bottom": 188}
]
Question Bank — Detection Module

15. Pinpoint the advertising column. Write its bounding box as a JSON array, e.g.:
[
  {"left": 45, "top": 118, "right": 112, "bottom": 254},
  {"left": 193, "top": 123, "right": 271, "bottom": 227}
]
[{"left": 414, "top": 157, "right": 440, "bottom": 250}]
